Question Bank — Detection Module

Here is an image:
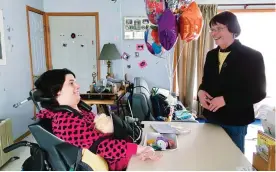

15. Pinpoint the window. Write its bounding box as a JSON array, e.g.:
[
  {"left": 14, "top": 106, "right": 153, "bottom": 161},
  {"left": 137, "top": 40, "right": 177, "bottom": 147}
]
[{"left": 234, "top": 11, "right": 276, "bottom": 98}]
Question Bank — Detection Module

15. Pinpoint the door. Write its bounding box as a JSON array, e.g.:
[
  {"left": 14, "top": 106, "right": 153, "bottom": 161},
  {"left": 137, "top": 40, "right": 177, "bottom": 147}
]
[
  {"left": 49, "top": 16, "right": 97, "bottom": 93},
  {"left": 26, "top": 6, "right": 48, "bottom": 118},
  {"left": 28, "top": 10, "right": 47, "bottom": 83}
]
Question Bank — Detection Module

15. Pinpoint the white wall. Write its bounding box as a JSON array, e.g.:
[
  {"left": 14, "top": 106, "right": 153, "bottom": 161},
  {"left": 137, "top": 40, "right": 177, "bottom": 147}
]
[
  {"left": 120, "top": 0, "right": 173, "bottom": 90},
  {"left": 44, "top": 0, "right": 275, "bottom": 90},
  {"left": 0, "top": 0, "right": 44, "bottom": 139}
]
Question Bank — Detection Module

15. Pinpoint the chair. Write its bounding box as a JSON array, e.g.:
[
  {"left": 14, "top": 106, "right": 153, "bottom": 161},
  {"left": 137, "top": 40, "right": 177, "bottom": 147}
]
[
  {"left": 27, "top": 98, "right": 98, "bottom": 170},
  {"left": 28, "top": 119, "right": 68, "bottom": 170},
  {"left": 131, "top": 77, "right": 155, "bottom": 121},
  {"left": 5, "top": 89, "right": 96, "bottom": 170},
  {"left": 4, "top": 88, "right": 137, "bottom": 171}
]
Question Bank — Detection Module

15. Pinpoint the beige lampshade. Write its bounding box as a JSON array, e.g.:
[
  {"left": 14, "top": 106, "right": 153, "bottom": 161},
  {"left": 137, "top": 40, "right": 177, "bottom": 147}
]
[{"left": 98, "top": 43, "right": 121, "bottom": 60}]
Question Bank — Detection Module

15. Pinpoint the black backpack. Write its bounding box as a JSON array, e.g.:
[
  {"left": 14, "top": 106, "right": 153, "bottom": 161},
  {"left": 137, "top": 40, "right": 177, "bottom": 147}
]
[{"left": 150, "top": 93, "right": 170, "bottom": 119}]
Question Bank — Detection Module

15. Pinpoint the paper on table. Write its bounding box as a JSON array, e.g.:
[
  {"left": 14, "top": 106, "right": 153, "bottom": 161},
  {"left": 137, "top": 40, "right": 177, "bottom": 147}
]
[
  {"left": 236, "top": 166, "right": 256, "bottom": 171},
  {"left": 151, "top": 124, "right": 178, "bottom": 133},
  {"left": 151, "top": 124, "right": 191, "bottom": 134}
]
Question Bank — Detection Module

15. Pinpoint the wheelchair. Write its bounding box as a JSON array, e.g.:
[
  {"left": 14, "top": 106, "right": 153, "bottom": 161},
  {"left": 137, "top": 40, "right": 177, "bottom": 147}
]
[{"left": 3, "top": 89, "right": 143, "bottom": 171}]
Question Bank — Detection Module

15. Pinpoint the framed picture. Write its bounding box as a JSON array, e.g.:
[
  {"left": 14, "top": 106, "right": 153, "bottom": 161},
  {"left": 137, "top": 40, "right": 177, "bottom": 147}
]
[
  {"left": 124, "top": 16, "right": 149, "bottom": 40},
  {"left": 0, "top": 9, "right": 6, "bottom": 65}
]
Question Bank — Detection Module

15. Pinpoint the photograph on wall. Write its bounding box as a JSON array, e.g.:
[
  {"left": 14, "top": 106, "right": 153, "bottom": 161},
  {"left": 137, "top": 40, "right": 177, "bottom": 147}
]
[
  {"left": 0, "top": 9, "right": 6, "bottom": 65},
  {"left": 124, "top": 16, "right": 149, "bottom": 40}
]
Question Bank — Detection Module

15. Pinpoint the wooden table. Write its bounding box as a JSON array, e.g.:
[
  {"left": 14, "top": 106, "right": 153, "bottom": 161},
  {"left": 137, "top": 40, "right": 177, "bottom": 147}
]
[
  {"left": 127, "top": 121, "right": 252, "bottom": 171},
  {"left": 81, "top": 89, "right": 127, "bottom": 115},
  {"left": 81, "top": 89, "right": 126, "bottom": 105}
]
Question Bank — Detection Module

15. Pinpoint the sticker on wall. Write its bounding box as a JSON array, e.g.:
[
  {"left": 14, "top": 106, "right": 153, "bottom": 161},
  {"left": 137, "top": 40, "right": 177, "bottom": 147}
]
[
  {"left": 138, "top": 60, "right": 148, "bottom": 69},
  {"left": 127, "top": 64, "right": 131, "bottom": 69},
  {"left": 135, "top": 52, "right": 139, "bottom": 57},
  {"left": 121, "top": 52, "right": 130, "bottom": 60},
  {"left": 114, "top": 36, "right": 119, "bottom": 41},
  {"left": 136, "top": 44, "right": 144, "bottom": 51},
  {"left": 71, "top": 33, "right": 76, "bottom": 39}
]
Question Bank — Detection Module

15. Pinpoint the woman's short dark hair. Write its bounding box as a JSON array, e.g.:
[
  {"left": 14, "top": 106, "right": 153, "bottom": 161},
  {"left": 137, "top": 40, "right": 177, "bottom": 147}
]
[
  {"left": 34, "top": 68, "right": 75, "bottom": 109},
  {"left": 209, "top": 11, "right": 241, "bottom": 37}
]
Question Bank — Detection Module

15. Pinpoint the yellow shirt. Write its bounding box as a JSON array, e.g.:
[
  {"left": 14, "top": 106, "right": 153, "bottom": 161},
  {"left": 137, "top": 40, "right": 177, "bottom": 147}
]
[{"left": 218, "top": 50, "right": 230, "bottom": 73}]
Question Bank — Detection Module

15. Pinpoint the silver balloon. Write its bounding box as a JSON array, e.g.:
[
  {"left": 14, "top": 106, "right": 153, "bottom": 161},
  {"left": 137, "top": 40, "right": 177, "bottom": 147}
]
[
  {"left": 166, "top": 0, "right": 179, "bottom": 12},
  {"left": 179, "top": 0, "right": 194, "bottom": 6}
]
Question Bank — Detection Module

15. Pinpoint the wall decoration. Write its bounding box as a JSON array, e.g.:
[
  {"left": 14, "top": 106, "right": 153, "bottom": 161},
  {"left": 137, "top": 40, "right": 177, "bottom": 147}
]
[
  {"left": 136, "top": 44, "right": 144, "bottom": 51},
  {"left": 121, "top": 52, "right": 130, "bottom": 60},
  {"left": 124, "top": 16, "right": 149, "bottom": 40},
  {"left": 92, "top": 72, "right": 97, "bottom": 85},
  {"left": 0, "top": 9, "right": 7, "bottom": 65},
  {"left": 135, "top": 52, "right": 139, "bottom": 57},
  {"left": 138, "top": 60, "right": 147, "bottom": 69},
  {"left": 71, "top": 33, "right": 76, "bottom": 39},
  {"left": 127, "top": 64, "right": 131, "bottom": 69}
]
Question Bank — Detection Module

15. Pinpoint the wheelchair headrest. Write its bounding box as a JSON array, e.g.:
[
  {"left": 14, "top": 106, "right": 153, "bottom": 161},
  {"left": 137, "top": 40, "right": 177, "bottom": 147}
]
[
  {"left": 30, "top": 89, "right": 92, "bottom": 112},
  {"left": 30, "top": 89, "right": 52, "bottom": 102}
]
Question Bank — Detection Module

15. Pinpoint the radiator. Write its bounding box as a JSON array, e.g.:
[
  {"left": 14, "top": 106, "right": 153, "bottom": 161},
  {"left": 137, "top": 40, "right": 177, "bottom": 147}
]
[{"left": 0, "top": 118, "right": 13, "bottom": 167}]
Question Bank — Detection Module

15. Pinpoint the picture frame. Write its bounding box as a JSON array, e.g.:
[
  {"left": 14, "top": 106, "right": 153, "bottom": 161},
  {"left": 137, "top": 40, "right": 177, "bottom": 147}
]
[
  {"left": 124, "top": 16, "right": 149, "bottom": 40},
  {"left": 0, "top": 9, "right": 6, "bottom": 65}
]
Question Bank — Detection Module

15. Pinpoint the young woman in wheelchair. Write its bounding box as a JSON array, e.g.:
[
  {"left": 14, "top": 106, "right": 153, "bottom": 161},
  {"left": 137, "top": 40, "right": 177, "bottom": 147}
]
[{"left": 34, "top": 68, "right": 160, "bottom": 171}]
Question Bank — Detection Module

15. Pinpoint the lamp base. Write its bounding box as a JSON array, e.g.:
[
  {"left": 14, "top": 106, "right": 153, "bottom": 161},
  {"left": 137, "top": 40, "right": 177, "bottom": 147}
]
[{"left": 106, "top": 60, "right": 112, "bottom": 78}]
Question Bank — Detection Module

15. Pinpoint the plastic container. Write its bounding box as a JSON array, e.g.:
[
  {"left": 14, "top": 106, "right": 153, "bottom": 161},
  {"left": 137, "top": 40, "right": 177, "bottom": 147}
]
[{"left": 143, "top": 132, "right": 178, "bottom": 151}]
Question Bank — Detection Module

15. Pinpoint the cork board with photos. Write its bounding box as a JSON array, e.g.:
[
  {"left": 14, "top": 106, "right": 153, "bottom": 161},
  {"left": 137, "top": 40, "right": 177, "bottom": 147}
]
[{"left": 124, "top": 16, "right": 149, "bottom": 40}]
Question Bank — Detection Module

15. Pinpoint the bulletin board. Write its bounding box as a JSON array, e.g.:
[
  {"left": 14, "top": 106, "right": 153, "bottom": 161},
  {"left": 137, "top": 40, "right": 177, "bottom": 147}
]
[{"left": 123, "top": 16, "right": 149, "bottom": 40}]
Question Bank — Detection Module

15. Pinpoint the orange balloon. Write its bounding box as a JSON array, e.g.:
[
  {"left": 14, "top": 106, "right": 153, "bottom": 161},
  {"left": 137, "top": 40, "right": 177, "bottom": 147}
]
[
  {"left": 151, "top": 29, "right": 160, "bottom": 44},
  {"left": 179, "top": 1, "right": 203, "bottom": 42}
]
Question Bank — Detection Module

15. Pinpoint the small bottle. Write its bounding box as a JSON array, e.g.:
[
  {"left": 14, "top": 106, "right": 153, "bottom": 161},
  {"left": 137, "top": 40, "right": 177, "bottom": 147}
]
[{"left": 166, "top": 106, "right": 174, "bottom": 122}]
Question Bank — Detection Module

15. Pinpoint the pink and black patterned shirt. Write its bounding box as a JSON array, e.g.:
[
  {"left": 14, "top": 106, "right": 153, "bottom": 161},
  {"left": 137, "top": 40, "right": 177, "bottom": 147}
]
[{"left": 36, "top": 109, "right": 138, "bottom": 171}]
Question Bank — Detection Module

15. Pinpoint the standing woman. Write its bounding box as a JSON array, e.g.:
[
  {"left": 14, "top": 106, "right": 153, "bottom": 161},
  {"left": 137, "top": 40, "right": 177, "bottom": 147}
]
[{"left": 198, "top": 11, "right": 266, "bottom": 153}]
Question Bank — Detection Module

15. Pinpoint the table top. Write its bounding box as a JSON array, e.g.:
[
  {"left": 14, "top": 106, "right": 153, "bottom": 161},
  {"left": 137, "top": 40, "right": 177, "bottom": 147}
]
[
  {"left": 82, "top": 89, "right": 126, "bottom": 97},
  {"left": 82, "top": 99, "right": 115, "bottom": 105},
  {"left": 127, "top": 121, "right": 252, "bottom": 171},
  {"left": 81, "top": 89, "right": 126, "bottom": 105}
]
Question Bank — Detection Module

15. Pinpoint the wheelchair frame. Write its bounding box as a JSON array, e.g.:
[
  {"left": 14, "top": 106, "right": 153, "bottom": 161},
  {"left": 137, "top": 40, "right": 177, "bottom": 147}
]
[{"left": 3, "top": 89, "right": 142, "bottom": 171}]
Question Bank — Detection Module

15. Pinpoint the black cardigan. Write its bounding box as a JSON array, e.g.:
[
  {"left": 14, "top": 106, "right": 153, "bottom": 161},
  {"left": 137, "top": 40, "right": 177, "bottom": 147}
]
[{"left": 199, "top": 39, "right": 266, "bottom": 126}]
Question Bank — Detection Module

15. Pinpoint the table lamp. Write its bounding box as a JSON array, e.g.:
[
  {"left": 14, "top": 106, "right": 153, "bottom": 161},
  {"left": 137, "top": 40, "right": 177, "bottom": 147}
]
[{"left": 98, "top": 43, "right": 121, "bottom": 78}]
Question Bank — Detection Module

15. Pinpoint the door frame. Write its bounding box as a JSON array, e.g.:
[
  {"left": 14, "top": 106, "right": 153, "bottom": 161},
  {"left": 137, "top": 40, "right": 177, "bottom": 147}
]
[{"left": 45, "top": 12, "right": 101, "bottom": 79}]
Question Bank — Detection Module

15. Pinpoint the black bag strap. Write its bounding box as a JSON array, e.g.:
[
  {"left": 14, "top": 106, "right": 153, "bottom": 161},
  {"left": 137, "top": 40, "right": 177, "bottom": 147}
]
[{"left": 89, "top": 135, "right": 112, "bottom": 154}]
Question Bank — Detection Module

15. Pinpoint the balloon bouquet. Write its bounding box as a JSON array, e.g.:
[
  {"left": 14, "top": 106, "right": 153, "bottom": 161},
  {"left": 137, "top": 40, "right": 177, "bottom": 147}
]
[{"left": 144, "top": 0, "right": 203, "bottom": 92}]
